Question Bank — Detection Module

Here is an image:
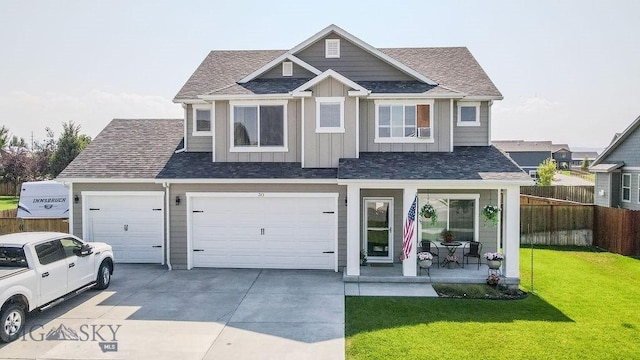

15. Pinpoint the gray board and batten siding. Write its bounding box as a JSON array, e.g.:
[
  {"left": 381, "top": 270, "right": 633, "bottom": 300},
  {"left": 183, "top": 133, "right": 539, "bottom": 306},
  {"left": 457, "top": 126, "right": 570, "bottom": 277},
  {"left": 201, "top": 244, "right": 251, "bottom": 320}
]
[
  {"left": 260, "top": 62, "right": 316, "bottom": 79},
  {"left": 295, "top": 32, "right": 414, "bottom": 82},
  {"left": 453, "top": 101, "right": 490, "bottom": 146},
  {"left": 168, "top": 183, "right": 347, "bottom": 269},
  {"left": 303, "top": 77, "right": 357, "bottom": 168},
  {"left": 600, "top": 125, "right": 640, "bottom": 167},
  {"left": 595, "top": 172, "right": 612, "bottom": 207}
]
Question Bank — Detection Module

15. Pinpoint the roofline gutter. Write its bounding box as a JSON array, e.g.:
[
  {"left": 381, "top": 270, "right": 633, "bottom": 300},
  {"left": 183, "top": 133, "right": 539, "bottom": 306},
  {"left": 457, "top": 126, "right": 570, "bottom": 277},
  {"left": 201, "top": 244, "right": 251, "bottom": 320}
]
[
  {"left": 337, "top": 179, "right": 534, "bottom": 187},
  {"left": 55, "top": 178, "right": 161, "bottom": 183}
]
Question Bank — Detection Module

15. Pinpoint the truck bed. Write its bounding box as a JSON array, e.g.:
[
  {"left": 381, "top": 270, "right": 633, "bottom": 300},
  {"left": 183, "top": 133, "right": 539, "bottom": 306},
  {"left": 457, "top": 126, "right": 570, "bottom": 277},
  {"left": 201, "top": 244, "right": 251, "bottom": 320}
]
[{"left": 0, "top": 267, "right": 29, "bottom": 281}]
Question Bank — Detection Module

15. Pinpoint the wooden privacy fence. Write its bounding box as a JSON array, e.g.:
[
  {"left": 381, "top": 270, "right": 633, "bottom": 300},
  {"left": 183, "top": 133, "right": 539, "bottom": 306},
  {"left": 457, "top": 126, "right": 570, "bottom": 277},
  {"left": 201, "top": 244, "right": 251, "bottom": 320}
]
[
  {"left": 0, "top": 209, "right": 17, "bottom": 218},
  {"left": 520, "top": 185, "right": 594, "bottom": 204},
  {"left": 520, "top": 195, "right": 585, "bottom": 205},
  {"left": 593, "top": 206, "right": 640, "bottom": 256},
  {"left": 0, "top": 182, "right": 19, "bottom": 196},
  {"left": 520, "top": 205, "right": 594, "bottom": 246},
  {"left": 0, "top": 218, "right": 68, "bottom": 235}
]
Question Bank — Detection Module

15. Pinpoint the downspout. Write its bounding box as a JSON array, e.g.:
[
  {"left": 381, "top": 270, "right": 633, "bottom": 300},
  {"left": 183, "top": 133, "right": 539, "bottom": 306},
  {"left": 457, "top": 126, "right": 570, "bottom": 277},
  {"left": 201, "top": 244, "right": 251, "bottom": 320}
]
[{"left": 163, "top": 182, "right": 172, "bottom": 270}]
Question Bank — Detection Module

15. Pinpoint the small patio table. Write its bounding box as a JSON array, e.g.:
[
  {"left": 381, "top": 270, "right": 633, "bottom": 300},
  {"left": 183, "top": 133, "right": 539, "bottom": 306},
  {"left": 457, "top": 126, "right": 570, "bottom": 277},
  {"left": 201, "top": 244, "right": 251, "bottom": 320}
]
[{"left": 440, "top": 241, "right": 463, "bottom": 268}]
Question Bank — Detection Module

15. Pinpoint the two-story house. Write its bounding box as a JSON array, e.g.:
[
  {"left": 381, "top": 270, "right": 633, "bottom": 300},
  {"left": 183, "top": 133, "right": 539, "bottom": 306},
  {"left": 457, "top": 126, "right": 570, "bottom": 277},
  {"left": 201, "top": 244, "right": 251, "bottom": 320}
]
[
  {"left": 591, "top": 115, "right": 640, "bottom": 209},
  {"left": 58, "top": 25, "right": 531, "bottom": 284}
]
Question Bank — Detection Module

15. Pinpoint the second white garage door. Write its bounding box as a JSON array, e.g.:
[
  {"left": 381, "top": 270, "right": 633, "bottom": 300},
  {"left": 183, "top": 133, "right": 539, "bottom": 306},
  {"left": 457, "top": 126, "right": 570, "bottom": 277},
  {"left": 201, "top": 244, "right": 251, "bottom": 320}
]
[{"left": 188, "top": 193, "right": 338, "bottom": 270}]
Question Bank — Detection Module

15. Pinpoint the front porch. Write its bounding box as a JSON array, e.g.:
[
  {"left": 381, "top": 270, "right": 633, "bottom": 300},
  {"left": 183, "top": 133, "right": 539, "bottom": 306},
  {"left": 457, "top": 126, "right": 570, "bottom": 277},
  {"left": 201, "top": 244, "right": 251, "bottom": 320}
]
[{"left": 343, "top": 263, "right": 499, "bottom": 284}]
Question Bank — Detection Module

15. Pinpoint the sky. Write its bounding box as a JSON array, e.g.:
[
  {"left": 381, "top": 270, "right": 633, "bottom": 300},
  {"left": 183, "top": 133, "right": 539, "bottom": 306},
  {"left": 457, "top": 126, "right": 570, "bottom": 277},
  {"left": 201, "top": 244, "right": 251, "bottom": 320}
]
[{"left": 1, "top": 0, "right": 639, "bottom": 151}]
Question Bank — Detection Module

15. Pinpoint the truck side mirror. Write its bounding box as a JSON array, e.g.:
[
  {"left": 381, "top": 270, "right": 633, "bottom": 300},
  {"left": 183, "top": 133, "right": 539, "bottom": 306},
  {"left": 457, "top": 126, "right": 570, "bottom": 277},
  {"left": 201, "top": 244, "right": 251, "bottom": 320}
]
[{"left": 75, "top": 244, "right": 93, "bottom": 257}]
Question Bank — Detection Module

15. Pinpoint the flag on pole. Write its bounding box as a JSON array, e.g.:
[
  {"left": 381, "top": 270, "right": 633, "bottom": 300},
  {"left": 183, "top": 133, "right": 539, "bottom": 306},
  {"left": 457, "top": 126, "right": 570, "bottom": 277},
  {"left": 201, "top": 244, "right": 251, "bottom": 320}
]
[{"left": 401, "top": 194, "right": 418, "bottom": 261}]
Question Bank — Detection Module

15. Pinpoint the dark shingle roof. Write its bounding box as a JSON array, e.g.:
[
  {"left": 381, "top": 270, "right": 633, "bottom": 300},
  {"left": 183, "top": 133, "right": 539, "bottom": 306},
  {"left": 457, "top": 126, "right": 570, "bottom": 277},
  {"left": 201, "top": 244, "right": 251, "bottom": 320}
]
[
  {"left": 57, "top": 119, "right": 183, "bottom": 179},
  {"left": 338, "top": 147, "right": 530, "bottom": 181},
  {"left": 157, "top": 152, "right": 337, "bottom": 179},
  {"left": 174, "top": 47, "right": 501, "bottom": 100}
]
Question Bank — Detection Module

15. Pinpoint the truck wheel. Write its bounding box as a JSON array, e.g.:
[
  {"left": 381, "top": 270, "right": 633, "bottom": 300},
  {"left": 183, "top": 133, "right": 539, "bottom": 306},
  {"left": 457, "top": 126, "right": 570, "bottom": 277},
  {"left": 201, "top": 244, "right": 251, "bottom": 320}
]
[
  {"left": 95, "top": 261, "right": 111, "bottom": 290},
  {"left": 1, "top": 303, "right": 24, "bottom": 343}
]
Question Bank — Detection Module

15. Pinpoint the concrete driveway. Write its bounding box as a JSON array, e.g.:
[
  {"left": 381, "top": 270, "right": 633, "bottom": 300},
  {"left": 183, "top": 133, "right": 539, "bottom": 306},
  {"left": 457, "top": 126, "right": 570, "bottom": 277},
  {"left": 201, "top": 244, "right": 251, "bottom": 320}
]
[{"left": 0, "top": 265, "right": 345, "bottom": 360}]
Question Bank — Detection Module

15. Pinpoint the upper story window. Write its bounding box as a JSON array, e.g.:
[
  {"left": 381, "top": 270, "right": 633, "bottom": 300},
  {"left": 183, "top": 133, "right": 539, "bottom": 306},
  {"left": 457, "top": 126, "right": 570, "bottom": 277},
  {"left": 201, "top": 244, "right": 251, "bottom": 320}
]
[
  {"left": 622, "top": 173, "right": 631, "bottom": 202},
  {"left": 457, "top": 101, "right": 480, "bottom": 127},
  {"left": 316, "top": 97, "right": 345, "bottom": 133},
  {"left": 192, "top": 104, "right": 212, "bottom": 136},
  {"left": 325, "top": 39, "right": 340, "bottom": 58},
  {"left": 230, "top": 100, "right": 288, "bottom": 152},
  {"left": 282, "top": 61, "right": 293, "bottom": 77},
  {"left": 374, "top": 100, "right": 434, "bottom": 143}
]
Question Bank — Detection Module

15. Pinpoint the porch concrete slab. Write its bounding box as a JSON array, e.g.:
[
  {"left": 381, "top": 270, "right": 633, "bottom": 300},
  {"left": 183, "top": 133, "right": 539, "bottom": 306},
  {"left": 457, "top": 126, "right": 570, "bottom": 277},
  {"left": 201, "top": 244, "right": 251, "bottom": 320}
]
[
  {"left": 247, "top": 269, "right": 344, "bottom": 295},
  {"left": 344, "top": 283, "right": 360, "bottom": 296},
  {"left": 204, "top": 322, "right": 344, "bottom": 360},
  {"left": 230, "top": 293, "right": 344, "bottom": 323},
  {"left": 349, "top": 283, "right": 439, "bottom": 297}
]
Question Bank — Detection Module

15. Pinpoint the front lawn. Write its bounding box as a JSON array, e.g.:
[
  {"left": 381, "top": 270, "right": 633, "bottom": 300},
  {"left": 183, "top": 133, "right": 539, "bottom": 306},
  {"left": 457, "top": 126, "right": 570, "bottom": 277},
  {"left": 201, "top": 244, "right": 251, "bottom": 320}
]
[
  {"left": 346, "top": 247, "right": 640, "bottom": 359},
  {"left": 0, "top": 196, "right": 18, "bottom": 211}
]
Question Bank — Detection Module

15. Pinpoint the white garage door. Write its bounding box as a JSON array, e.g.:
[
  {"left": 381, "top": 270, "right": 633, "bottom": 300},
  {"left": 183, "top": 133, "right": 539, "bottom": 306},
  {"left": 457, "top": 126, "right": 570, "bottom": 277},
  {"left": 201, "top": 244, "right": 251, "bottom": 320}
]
[
  {"left": 189, "top": 193, "right": 337, "bottom": 270},
  {"left": 83, "top": 192, "right": 164, "bottom": 264}
]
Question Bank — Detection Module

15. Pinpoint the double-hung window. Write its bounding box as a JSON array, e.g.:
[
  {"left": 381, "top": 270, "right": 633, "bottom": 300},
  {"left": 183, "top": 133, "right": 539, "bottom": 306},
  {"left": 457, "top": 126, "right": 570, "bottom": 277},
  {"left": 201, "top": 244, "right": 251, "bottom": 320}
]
[
  {"left": 230, "top": 100, "right": 287, "bottom": 152},
  {"left": 316, "top": 97, "right": 345, "bottom": 133},
  {"left": 375, "top": 100, "right": 434, "bottom": 143},
  {"left": 192, "top": 104, "right": 212, "bottom": 136},
  {"left": 457, "top": 101, "right": 480, "bottom": 127},
  {"left": 622, "top": 174, "right": 631, "bottom": 202},
  {"left": 418, "top": 194, "right": 479, "bottom": 243}
]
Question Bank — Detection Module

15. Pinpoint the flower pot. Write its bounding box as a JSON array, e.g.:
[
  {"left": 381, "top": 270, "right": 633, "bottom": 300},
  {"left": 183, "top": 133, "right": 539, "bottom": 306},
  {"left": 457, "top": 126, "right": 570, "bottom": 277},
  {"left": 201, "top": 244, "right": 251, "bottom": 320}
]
[
  {"left": 418, "top": 259, "right": 432, "bottom": 268},
  {"left": 487, "top": 260, "right": 502, "bottom": 269}
]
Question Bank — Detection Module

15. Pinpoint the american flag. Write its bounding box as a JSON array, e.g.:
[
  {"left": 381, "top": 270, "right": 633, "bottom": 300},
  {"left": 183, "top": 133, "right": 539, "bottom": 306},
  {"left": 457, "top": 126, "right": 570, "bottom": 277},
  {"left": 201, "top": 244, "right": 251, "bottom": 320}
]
[{"left": 401, "top": 194, "right": 417, "bottom": 261}]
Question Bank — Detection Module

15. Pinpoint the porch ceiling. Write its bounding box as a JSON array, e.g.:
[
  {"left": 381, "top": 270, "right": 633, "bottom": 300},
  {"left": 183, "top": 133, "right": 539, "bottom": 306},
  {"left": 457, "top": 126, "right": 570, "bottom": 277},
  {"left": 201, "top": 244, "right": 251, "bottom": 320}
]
[{"left": 338, "top": 146, "right": 530, "bottom": 181}]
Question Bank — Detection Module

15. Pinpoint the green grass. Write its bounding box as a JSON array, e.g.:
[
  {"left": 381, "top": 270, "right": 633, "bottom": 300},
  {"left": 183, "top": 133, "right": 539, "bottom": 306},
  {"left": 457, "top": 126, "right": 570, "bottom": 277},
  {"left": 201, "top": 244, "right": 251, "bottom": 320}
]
[
  {"left": 346, "top": 247, "right": 640, "bottom": 359},
  {"left": 0, "top": 196, "right": 18, "bottom": 211}
]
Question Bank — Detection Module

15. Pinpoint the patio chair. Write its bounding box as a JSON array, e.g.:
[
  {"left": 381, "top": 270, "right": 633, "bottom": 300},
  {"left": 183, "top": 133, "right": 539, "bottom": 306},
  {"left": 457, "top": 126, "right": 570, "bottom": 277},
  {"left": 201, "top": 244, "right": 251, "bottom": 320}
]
[
  {"left": 420, "top": 240, "right": 439, "bottom": 268},
  {"left": 462, "top": 241, "right": 482, "bottom": 269}
]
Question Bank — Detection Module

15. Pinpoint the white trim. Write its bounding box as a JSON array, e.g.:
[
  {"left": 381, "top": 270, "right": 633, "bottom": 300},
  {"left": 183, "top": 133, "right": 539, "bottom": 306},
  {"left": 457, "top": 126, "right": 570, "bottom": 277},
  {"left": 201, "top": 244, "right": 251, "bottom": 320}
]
[
  {"left": 199, "top": 94, "right": 294, "bottom": 101},
  {"left": 457, "top": 101, "right": 481, "bottom": 127},
  {"left": 68, "top": 182, "right": 73, "bottom": 235},
  {"left": 211, "top": 101, "right": 216, "bottom": 161},
  {"left": 183, "top": 105, "right": 188, "bottom": 150},
  {"left": 173, "top": 99, "right": 208, "bottom": 104},
  {"left": 290, "top": 69, "right": 369, "bottom": 96},
  {"left": 185, "top": 192, "right": 339, "bottom": 271},
  {"left": 449, "top": 99, "right": 454, "bottom": 152},
  {"left": 57, "top": 178, "right": 160, "bottom": 183},
  {"left": 282, "top": 61, "right": 293, "bottom": 76},
  {"left": 301, "top": 97, "right": 306, "bottom": 168},
  {"left": 163, "top": 182, "right": 172, "bottom": 270},
  {"left": 325, "top": 38, "right": 340, "bottom": 58},
  {"left": 623, "top": 167, "right": 640, "bottom": 171},
  {"left": 192, "top": 104, "right": 213, "bottom": 136},
  {"left": 238, "top": 54, "right": 321, "bottom": 84},
  {"left": 367, "top": 93, "right": 465, "bottom": 99},
  {"left": 338, "top": 179, "right": 534, "bottom": 188},
  {"left": 374, "top": 99, "right": 435, "bottom": 143},
  {"left": 315, "top": 97, "right": 345, "bottom": 133},
  {"left": 229, "top": 100, "right": 288, "bottom": 153},
  {"left": 346, "top": 185, "right": 361, "bottom": 276},
  {"left": 417, "top": 193, "right": 480, "bottom": 244},
  {"left": 487, "top": 100, "right": 493, "bottom": 146},
  {"left": 158, "top": 178, "right": 338, "bottom": 184},
  {"left": 622, "top": 173, "right": 631, "bottom": 202},
  {"left": 355, "top": 96, "right": 360, "bottom": 158},
  {"left": 363, "top": 197, "right": 394, "bottom": 263},
  {"left": 288, "top": 24, "right": 437, "bottom": 85},
  {"left": 459, "top": 95, "right": 504, "bottom": 101},
  {"left": 638, "top": 174, "right": 640, "bottom": 204}
]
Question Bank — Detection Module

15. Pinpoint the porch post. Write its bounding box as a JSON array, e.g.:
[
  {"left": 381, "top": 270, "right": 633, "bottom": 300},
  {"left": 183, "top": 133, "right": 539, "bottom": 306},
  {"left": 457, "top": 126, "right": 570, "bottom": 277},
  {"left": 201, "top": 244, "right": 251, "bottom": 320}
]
[
  {"left": 402, "top": 187, "right": 418, "bottom": 277},
  {"left": 346, "top": 185, "right": 361, "bottom": 276},
  {"left": 502, "top": 185, "right": 521, "bottom": 282}
]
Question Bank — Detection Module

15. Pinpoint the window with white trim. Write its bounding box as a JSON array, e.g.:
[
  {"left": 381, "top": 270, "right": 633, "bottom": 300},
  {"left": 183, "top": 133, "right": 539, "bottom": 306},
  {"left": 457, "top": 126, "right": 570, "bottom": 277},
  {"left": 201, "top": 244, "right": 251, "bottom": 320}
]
[
  {"left": 282, "top": 61, "right": 293, "bottom": 77},
  {"left": 230, "top": 101, "right": 287, "bottom": 152},
  {"left": 418, "top": 195, "right": 479, "bottom": 243},
  {"left": 192, "top": 105, "right": 212, "bottom": 136},
  {"left": 375, "top": 100, "right": 434, "bottom": 143},
  {"left": 457, "top": 101, "right": 480, "bottom": 127},
  {"left": 622, "top": 173, "right": 631, "bottom": 202},
  {"left": 325, "top": 39, "right": 340, "bottom": 58},
  {"left": 315, "top": 97, "right": 344, "bottom": 133}
]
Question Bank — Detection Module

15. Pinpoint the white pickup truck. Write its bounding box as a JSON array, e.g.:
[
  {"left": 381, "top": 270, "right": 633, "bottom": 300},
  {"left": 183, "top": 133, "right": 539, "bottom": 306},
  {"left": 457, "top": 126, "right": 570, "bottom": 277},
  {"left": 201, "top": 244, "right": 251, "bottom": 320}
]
[{"left": 0, "top": 232, "right": 114, "bottom": 342}]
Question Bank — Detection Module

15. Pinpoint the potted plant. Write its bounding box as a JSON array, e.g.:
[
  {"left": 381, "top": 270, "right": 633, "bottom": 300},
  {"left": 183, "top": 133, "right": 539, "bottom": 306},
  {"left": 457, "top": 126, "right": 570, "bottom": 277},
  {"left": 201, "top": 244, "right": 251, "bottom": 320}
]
[
  {"left": 486, "top": 273, "right": 501, "bottom": 287},
  {"left": 482, "top": 204, "right": 500, "bottom": 226},
  {"left": 419, "top": 204, "right": 437, "bottom": 225},
  {"left": 484, "top": 252, "right": 504, "bottom": 269},
  {"left": 417, "top": 251, "right": 433, "bottom": 268},
  {"left": 441, "top": 229, "right": 454, "bottom": 243}
]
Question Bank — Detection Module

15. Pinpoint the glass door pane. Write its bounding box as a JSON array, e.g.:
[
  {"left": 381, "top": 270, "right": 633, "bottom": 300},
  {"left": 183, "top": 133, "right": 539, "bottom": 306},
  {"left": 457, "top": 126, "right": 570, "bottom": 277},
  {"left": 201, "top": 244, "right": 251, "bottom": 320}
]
[{"left": 364, "top": 200, "right": 392, "bottom": 261}]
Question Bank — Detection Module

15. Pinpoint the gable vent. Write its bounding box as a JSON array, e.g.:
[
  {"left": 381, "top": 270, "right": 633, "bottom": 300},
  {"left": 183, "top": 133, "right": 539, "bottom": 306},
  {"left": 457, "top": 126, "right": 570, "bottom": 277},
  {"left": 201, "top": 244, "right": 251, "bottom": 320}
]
[
  {"left": 325, "top": 39, "right": 340, "bottom": 58},
  {"left": 282, "top": 61, "right": 293, "bottom": 76}
]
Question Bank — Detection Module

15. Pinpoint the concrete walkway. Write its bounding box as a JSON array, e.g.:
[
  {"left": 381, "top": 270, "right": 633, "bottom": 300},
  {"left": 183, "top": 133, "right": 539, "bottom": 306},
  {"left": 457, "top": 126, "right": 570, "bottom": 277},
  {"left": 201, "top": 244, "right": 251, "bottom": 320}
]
[{"left": 345, "top": 283, "right": 438, "bottom": 297}]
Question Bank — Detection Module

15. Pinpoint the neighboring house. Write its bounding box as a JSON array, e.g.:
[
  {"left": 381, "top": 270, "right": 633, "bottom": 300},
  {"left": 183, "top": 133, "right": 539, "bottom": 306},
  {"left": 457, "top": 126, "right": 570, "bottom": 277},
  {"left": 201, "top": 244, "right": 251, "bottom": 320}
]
[
  {"left": 591, "top": 115, "right": 640, "bottom": 210},
  {"left": 57, "top": 25, "right": 531, "bottom": 283},
  {"left": 571, "top": 151, "right": 599, "bottom": 167},
  {"left": 492, "top": 140, "right": 572, "bottom": 174}
]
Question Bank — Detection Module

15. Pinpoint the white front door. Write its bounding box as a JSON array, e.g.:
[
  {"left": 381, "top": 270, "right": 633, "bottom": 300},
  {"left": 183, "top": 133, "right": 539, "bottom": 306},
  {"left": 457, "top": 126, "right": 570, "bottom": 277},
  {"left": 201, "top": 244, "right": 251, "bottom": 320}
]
[
  {"left": 363, "top": 198, "right": 393, "bottom": 262},
  {"left": 83, "top": 192, "right": 164, "bottom": 264},
  {"left": 189, "top": 193, "right": 337, "bottom": 270}
]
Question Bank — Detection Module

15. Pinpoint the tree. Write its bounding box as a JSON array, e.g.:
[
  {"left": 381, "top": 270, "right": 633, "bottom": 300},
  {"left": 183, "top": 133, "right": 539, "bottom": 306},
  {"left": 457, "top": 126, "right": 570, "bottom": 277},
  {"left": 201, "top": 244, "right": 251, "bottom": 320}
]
[
  {"left": 49, "top": 121, "right": 91, "bottom": 177},
  {"left": 31, "top": 127, "right": 56, "bottom": 179},
  {"left": 537, "top": 158, "right": 557, "bottom": 186},
  {"left": 0, "top": 126, "right": 8, "bottom": 149},
  {"left": 0, "top": 147, "right": 34, "bottom": 195},
  {"left": 581, "top": 156, "right": 590, "bottom": 171},
  {"left": 9, "top": 135, "right": 27, "bottom": 148}
]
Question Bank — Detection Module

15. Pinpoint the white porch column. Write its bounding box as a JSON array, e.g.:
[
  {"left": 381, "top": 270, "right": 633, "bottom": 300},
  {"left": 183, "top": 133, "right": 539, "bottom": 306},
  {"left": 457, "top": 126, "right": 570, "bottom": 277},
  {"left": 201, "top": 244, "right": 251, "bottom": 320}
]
[
  {"left": 502, "top": 185, "right": 521, "bottom": 281},
  {"left": 402, "top": 187, "right": 418, "bottom": 277},
  {"left": 346, "top": 185, "right": 361, "bottom": 276}
]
